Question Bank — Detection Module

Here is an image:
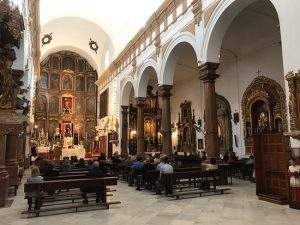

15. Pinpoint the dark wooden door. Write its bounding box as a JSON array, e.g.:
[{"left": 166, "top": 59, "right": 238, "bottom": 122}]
[{"left": 254, "top": 134, "right": 290, "bottom": 204}]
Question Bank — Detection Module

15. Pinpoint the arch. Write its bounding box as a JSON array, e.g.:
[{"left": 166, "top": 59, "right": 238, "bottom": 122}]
[
  {"left": 120, "top": 77, "right": 136, "bottom": 106},
  {"left": 160, "top": 32, "right": 199, "bottom": 85},
  {"left": 202, "top": 0, "right": 281, "bottom": 63},
  {"left": 41, "top": 45, "right": 99, "bottom": 73},
  {"left": 136, "top": 59, "right": 159, "bottom": 98}
]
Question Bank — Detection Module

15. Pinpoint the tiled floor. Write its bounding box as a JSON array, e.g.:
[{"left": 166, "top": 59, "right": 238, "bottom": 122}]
[{"left": 1, "top": 173, "right": 299, "bottom": 225}]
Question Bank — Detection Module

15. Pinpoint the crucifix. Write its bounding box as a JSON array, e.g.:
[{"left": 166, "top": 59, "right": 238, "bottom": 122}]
[{"left": 256, "top": 69, "right": 262, "bottom": 77}]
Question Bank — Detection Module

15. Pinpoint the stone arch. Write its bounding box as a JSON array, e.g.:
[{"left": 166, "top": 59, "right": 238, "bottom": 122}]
[
  {"left": 160, "top": 32, "right": 199, "bottom": 85},
  {"left": 120, "top": 77, "right": 136, "bottom": 106},
  {"left": 136, "top": 59, "right": 159, "bottom": 98},
  {"left": 202, "top": 0, "right": 281, "bottom": 63}
]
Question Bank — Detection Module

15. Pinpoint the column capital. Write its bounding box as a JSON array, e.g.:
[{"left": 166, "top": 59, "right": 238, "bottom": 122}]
[
  {"left": 135, "top": 97, "right": 146, "bottom": 106},
  {"left": 121, "top": 105, "right": 129, "bottom": 113},
  {"left": 158, "top": 85, "right": 173, "bottom": 97},
  {"left": 198, "top": 62, "right": 220, "bottom": 82}
]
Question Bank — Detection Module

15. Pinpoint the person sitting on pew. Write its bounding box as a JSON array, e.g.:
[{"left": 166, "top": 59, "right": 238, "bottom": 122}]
[
  {"left": 26, "top": 167, "right": 44, "bottom": 211},
  {"left": 76, "top": 158, "right": 87, "bottom": 169},
  {"left": 130, "top": 156, "right": 144, "bottom": 189},
  {"left": 143, "top": 158, "right": 156, "bottom": 171},
  {"left": 60, "top": 157, "right": 71, "bottom": 172},
  {"left": 159, "top": 157, "right": 174, "bottom": 176},
  {"left": 43, "top": 161, "right": 59, "bottom": 177},
  {"left": 81, "top": 161, "right": 106, "bottom": 204}
]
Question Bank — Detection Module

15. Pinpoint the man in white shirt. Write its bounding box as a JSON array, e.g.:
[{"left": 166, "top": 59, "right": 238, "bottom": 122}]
[{"left": 159, "top": 157, "right": 174, "bottom": 175}]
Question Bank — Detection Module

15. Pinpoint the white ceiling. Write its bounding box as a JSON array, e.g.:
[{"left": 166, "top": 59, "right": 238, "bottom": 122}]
[{"left": 40, "top": 0, "right": 164, "bottom": 73}]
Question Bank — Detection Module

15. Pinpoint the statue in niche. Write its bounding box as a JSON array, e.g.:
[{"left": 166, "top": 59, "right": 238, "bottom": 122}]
[
  {"left": 64, "top": 124, "right": 72, "bottom": 137},
  {"left": 50, "top": 73, "right": 60, "bottom": 90},
  {"left": 62, "top": 97, "right": 72, "bottom": 114},
  {"left": 257, "top": 106, "right": 269, "bottom": 133},
  {"left": 62, "top": 74, "right": 73, "bottom": 90},
  {"left": 53, "top": 127, "right": 61, "bottom": 143}
]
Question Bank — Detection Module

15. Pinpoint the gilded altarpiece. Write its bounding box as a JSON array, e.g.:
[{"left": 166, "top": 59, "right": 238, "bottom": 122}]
[
  {"left": 35, "top": 51, "right": 97, "bottom": 142},
  {"left": 241, "top": 76, "right": 287, "bottom": 154}
]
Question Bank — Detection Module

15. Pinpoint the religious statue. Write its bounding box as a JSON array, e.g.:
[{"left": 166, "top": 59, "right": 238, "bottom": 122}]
[
  {"left": 64, "top": 124, "right": 72, "bottom": 137},
  {"left": 258, "top": 108, "right": 269, "bottom": 133},
  {"left": 288, "top": 159, "right": 300, "bottom": 206},
  {"left": 53, "top": 127, "right": 61, "bottom": 143},
  {"left": 62, "top": 97, "right": 72, "bottom": 114}
]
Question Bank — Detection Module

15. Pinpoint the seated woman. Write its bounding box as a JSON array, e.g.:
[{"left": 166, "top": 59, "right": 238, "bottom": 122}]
[{"left": 26, "top": 167, "right": 44, "bottom": 211}]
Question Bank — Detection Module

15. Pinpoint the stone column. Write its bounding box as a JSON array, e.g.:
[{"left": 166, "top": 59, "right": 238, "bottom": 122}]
[
  {"left": 0, "top": 135, "right": 9, "bottom": 207},
  {"left": 136, "top": 98, "right": 145, "bottom": 156},
  {"left": 121, "top": 105, "right": 129, "bottom": 157},
  {"left": 158, "top": 85, "right": 173, "bottom": 155},
  {"left": 6, "top": 132, "right": 19, "bottom": 187},
  {"left": 199, "top": 62, "right": 220, "bottom": 159}
]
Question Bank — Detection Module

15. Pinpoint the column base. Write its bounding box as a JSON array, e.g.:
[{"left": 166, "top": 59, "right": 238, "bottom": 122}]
[
  {"left": 0, "top": 168, "right": 9, "bottom": 207},
  {"left": 5, "top": 161, "right": 19, "bottom": 187}
]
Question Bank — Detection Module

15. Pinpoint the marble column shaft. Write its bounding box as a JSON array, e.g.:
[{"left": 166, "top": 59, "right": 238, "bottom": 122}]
[
  {"left": 136, "top": 98, "right": 145, "bottom": 156},
  {"left": 199, "top": 62, "right": 220, "bottom": 159},
  {"left": 158, "top": 85, "right": 173, "bottom": 155},
  {"left": 121, "top": 105, "right": 129, "bottom": 157}
]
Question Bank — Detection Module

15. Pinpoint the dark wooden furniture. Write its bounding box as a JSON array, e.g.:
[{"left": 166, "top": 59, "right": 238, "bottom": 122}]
[
  {"left": 23, "top": 177, "right": 119, "bottom": 217},
  {"left": 159, "top": 170, "right": 230, "bottom": 199},
  {"left": 254, "top": 134, "right": 290, "bottom": 204}
]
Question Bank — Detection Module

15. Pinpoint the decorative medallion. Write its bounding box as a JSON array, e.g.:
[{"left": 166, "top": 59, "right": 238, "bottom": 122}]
[
  {"left": 89, "top": 38, "right": 99, "bottom": 54},
  {"left": 41, "top": 33, "right": 53, "bottom": 46}
]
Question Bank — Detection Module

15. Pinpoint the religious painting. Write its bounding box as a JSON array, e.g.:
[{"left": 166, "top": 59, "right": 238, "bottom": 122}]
[
  {"left": 77, "top": 59, "right": 86, "bottom": 73},
  {"left": 49, "top": 96, "right": 59, "bottom": 114},
  {"left": 75, "top": 96, "right": 85, "bottom": 114},
  {"left": 62, "top": 56, "right": 75, "bottom": 71},
  {"left": 50, "top": 73, "right": 60, "bottom": 90},
  {"left": 86, "top": 76, "right": 96, "bottom": 92},
  {"left": 39, "top": 72, "right": 48, "bottom": 90},
  {"left": 36, "top": 95, "right": 47, "bottom": 112},
  {"left": 76, "top": 75, "right": 85, "bottom": 91},
  {"left": 49, "top": 120, "right": 59, "bottom": 137},
  {"left": 62, "top": 97, "right": 73, "bottom": 114},
  {"left": 51, "top": 55, "right": 60, "bottom": 70},
  {"left": 62, "top": 74, "right": 73, "bottom": 90},
  {"left": 86, "top": 97, "right": 96, "bottom": 114}
]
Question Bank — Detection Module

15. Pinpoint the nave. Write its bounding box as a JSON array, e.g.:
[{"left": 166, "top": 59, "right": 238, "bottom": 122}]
[{"left": 2, "top": 174, "right": 300, "bottom": 225}]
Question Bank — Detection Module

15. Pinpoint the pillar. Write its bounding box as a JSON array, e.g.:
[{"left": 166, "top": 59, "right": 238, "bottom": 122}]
[
  {"left": 158, "top": 85, "right": 173, "bottom": 155},
  {"left": 121, "top": 105, "right": 129, "bottom": 157},
  {"left": 0, "top": 135, "right": 9, "bottom": 207},
  {"left": 136, "top": 98, "right": 145, "bottom": 156},
  {"left": 5, "top": 132, "right": 19, "bottom": 187},
  {"left": 17, "top": 137, "right": 25, "bottom": 168},
  {"left": 199, "top": 62, "right": 220, "bottom": 159}
]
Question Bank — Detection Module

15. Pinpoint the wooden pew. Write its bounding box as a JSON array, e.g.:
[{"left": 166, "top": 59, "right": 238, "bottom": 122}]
[
  {"left": 23, "top": 177, "right": 120, "bottom": 217},
  {"left": 160, "top": 170, "right": 230, "bottom": 199}
]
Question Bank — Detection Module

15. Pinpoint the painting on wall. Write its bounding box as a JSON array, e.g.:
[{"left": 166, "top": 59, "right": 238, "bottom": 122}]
[
  {"left": 76, "top": 76, "right": 85, "bottom": 91},
  {"left": 62, "top": 74, "right": 73, "bottom": 90},
  {"left": 40, "top": 72, "right": 48, "bottom": 90},
  {"left": 50, "top": 73, "right": 60, "bottom": 90},
  {"left": 49, "top": 96, "right": 59, "bottom": 114},
  {"left": 75, "top": 97, "right": 85, "bottom": 114},
  {"left": 86, "top": 76, "right": 96, "bottom": 92},
  {"left": 86, "top": 97, "right": 96, "bottom": 114},
  {"left": 36, "top": 95, "right": 47, "bottom": 112},
  {"left": 62, "top": 97, "right": 73, "bottom": 114}
]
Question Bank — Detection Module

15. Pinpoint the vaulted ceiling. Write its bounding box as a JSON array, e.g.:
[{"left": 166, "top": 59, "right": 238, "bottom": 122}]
[{"left": 40, "top": 0, "right": 164, "bottom": 73}]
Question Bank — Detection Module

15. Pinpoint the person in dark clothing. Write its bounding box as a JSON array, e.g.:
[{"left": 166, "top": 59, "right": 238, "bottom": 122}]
[
  {"left": 43, "top": 162, "right": 59, "bottom": 177},
  {"left": 143, "top": 158, "right": 156, "bottom": 171},
  {"left": 76, "top": 158, "right": 86, "bottom": 169},
  {"left": 82, "top": 161, "right": 107, "bottom": 204}
]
